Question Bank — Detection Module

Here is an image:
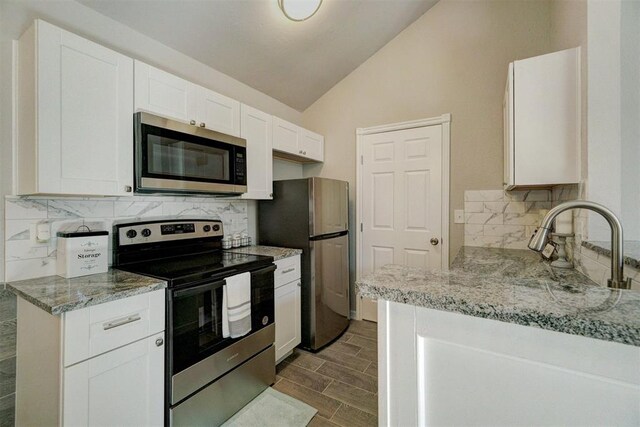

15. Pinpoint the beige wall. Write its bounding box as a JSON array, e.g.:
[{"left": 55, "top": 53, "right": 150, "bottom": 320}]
[{"left": 301, "top": 0, "right": 554, "bottom": 272}]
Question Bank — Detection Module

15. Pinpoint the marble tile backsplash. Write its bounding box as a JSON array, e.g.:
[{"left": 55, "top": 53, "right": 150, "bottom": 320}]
[
  {"left": 464, "top": 185, "right": 580, "bottom": 250},
  {"left": 464, "top": 189, "right": 552, "bottom": 249},
  {"left": 4, "top": 196, "right": 250, "bottom": 282}
]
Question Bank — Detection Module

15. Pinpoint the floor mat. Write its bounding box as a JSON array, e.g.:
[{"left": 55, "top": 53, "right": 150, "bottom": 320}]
[{"left": 222, "top": 387, "right": 318, "bottom": 427}]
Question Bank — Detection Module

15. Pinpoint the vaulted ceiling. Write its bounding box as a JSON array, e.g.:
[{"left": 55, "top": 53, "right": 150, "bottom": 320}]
[{"left": 79, "top": 0, "right": 439, "bottom": 111}]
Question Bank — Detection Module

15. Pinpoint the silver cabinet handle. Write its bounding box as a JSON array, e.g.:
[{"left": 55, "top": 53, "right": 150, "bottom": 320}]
[
  {"left": 124, "top": 185, "right": 132, "bottom": 193},
  {"left": 199, "top": 122, "right": 206, "bottom": 127},
  {"left": 430, "top": 238, "right": 439, "bottom": 246},
  {"left": 299, "top": 150, "right": 303, "bottom": 154},
  {"left": 297, "top": 282, "right": 301, "bottom": 287},
  {"left": 155, "top": 338, "right": 164, "bottom": 347},
  {"left": 282, "top": 268, "right": 296, "bottom": 274},
  {"left": 190, "top": 120, "right": 196, "bottom": 125},
  {"left": 303, "top": 151, "right": 307, "bottom": 155},
  {"left": 103, "top": 314, "right": 141, "bottom": 330}
]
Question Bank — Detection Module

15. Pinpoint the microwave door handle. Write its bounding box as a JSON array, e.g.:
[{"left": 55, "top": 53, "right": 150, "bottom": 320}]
[{"left": 173, "top": 279, "right": 226, "bottom": 299}]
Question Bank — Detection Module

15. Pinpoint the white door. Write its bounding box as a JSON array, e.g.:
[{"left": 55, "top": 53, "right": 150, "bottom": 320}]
[
  {"left": 37, "top": 20, "right": 133, "bottom": 196},
  {"left": 275, "top": 280, "right": 301, "bottom": 362},
  {"left": 360, "top": 125, "right": 444, "bottom": 321},
  {"left": 63, "top": 332, "right": 165, "bottom": 426},
  {"left": 197, "top": 86, "right": 241, "bottom": 136},
  {"left": 240, "top": 104, "right": 273, "bottom": 200},
  {"left": 134, "top": 61, "right": 196, "bottom": 123}
]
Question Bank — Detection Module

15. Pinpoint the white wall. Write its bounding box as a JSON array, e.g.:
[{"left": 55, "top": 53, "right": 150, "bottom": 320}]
[
  {"left": 587, "top": 0, "right": 640, "bottom": 241},
  {"left": 0, "top": 0, "right": 305, "bottom": 282}
]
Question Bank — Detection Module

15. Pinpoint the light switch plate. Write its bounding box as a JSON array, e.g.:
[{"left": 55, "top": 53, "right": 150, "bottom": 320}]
[{"left": 454, "top": 209, "right": 465, "bottom": 224}]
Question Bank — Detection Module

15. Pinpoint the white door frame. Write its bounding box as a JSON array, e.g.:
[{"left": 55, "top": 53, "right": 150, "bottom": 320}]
[{"left": 355, "top": 114, "right": 451, "bottom": 318}]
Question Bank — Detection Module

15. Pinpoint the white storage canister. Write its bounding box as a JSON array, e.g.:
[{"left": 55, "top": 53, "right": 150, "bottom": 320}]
[{"left": 57, "top": 229, "right": 109, "bottom": 278}]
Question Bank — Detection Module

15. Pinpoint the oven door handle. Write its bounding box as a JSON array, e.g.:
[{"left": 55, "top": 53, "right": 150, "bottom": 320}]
[
  {"left": 252, "top": 264, "right": 277, "bottom": 275},
  {"left": 173, "top": 279, "right": 226, "bottom": 299}
]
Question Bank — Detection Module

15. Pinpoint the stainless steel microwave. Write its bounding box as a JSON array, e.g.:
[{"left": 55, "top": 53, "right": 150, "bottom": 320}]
[{"left": 134, "top": 112, "right": 247, "bottom": 195}]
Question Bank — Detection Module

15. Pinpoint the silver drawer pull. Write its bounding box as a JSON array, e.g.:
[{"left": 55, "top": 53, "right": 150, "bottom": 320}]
[
  {"left": 103, "top": 314, "right": 141, "bottom": 331},
  {"left": 281, "top": 268, "right": 296, "bottom": 274}
]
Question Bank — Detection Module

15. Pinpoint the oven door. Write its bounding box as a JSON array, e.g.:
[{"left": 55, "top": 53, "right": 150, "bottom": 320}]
[
  {"left": 134, "top": 112, "right": 247, "bottom": 194},
  {"left": 168, "top": 264, "right": 275, "bottom": 405}
]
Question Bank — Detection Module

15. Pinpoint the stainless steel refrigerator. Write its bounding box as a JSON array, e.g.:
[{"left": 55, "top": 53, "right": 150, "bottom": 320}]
[{"left": 259, "top": 177, "right": 350, "bottom": 351}]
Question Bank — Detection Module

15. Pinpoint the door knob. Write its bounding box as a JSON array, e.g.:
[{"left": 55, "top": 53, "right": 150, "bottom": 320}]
[
  {"left": 190, "top": 120, "right": 196, "bottom": 125},
  {"left": 430, "top": 238, "right": 439, "bottom": 246},
  {"left": 199, "top": 122, "right": 206, "bottom": 127}
]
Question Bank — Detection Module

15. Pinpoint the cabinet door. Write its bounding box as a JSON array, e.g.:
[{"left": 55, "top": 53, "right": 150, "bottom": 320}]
[
  {"left": 37, "top": 20, "right": 133, "bottom": 196},
  {"left": 63, "top": 332, "right": 165, "bottom": 427},
  {"left": 134, "top": 60, "right": 197, "bottom": 123},
  {"left": 503, "top": 63, "right": 514, "bottom": 187},
  {"left": 240, "top": 104, "right": 273, "bottom": 199},
  {"left": 299, "top": 129, "right": 324, "bottom": 162},
  {"left": 275, "top": 280, "right": 301, "bottom": 361},
  {"left": 197, "top": 86, "right": 241, "bottom": 136},
  {"left": 513, "top": 48, "right": 580, "bottom": 186},
  {"left": 272, "top": 117, "right": 299, "bottom": 154}
]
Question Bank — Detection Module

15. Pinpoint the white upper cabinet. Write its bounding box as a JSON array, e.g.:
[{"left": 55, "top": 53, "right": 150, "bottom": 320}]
[
  {"left": 134, "top": 61, "right": 196, "bottom": 122},
  {"left": 134, "top": 61, "right": 240, "bottom": 137},
  {"left": 504, "top": 47, "right": 580, "bottom": 189},
  {"left": 273, "top": 117, "right": 324, "bottom": 163},
  {"left": 299, "top": 129, "right": 324, "bottom": 162},
  {"left": 198, "top": 87, "right": 241, "bottom": 137},
  {"left": 17, "top": 20, "right": 134, "bottom": 196},
  {"left": 240, "top": 104, "right": 273, "bottom": 200}
]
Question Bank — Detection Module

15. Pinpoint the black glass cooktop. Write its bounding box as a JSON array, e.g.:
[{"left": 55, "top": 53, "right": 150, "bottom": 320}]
[{"left": 117, "top": 251, "right": 273, "bottom": 288}]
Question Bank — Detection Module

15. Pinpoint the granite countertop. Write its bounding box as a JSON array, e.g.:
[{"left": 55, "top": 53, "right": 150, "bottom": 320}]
[
  {"left": 225, "top": 245, "right": 302, "bottom": 260},
  {"left": 582, "top": 240, "right": 640, "bottom": 270},
  {"left": 7, "top": 269, "right": 167, "bottom": 315},
  {"left": 356, "top": 246, "right": 640, "bottom": 347}
]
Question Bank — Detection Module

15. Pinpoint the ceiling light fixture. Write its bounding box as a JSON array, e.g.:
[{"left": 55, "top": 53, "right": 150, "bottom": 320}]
[{"left": 278, "top": 0, "right": 323, "bottom": 22}]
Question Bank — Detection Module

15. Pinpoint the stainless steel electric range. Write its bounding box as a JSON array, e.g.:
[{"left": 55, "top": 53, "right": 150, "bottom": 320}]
[{"left": 113, "top": 219, "right": 276, "bottom": 426}]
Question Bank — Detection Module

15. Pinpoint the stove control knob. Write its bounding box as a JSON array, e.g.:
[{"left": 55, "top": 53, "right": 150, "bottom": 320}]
[
  {"left": 141, "top": 228, "right": 151, "bottom": 237},
  {"left": 126, "top": 229, "right": 137, "bottom": 239},
  {"left": 213, "top": 224, "right": 220, "bottom": 232},
  {"left": 203, "top": 225, "right": 211, "bottom": 232},
  {"left": 262, "top": 316, "right": 269, "bottom": 326}
]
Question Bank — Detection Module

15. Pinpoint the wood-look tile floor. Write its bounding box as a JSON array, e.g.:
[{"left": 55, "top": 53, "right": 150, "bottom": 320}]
[{"left": 272, "top": 320, "right": 378, "bottom": 427}]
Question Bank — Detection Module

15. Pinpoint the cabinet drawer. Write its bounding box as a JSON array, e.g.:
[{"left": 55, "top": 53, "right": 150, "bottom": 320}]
[
  {"left": 63, "top": 290, "right": 165, "bottom": 367},
  {"left": 274, "top": 255, "right": 301, "bottom": 289}
]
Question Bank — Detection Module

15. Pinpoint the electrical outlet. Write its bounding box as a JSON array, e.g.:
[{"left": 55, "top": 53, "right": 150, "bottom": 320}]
[{"left": 454, "top": 209, "right": 465, "bottom": 224}]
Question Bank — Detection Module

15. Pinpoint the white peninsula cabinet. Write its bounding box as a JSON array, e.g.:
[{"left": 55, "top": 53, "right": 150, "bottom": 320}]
[
  {"left": 16, "top": 290, "right": 165, "bottom": 426},
  {"left": 274, "top": 255, "right": 302, "bottom": 362},
  {"left": 273, "top": 117, "right": 324, "bottom": 163},
  {"left": 17, "top": 19, "right": 134, "bottom": 196},
  {"left": 135, "top": 61, "right": 241, "bottom": 137},
  {"left": 240, "top": 104, "right": 273, "bottom": 200},
  {"left": 379, "top": 301, "right": 640, "bottom": 426},
  {"left": 504, "top": 47, "right": 580, "bottom": 189}
]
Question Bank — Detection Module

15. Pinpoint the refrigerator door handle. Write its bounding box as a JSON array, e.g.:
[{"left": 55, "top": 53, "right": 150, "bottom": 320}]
[{"left": 309, "top": 231, "right": 348, "bottom": 241}]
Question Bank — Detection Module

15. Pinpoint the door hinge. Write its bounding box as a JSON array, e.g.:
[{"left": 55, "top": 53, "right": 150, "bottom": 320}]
[
  {"left": 360, "top": 155, "right": 363, "bottom": 165},
  {"left": 360, "top": 223, "right": 363, "bottom": 232}
]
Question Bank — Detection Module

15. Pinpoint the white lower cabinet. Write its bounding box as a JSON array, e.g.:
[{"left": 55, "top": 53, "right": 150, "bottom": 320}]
[
  {"left": 274, "top": 255, "right": 302, "bottom": 362},
  {"left": 63, "top": 332, "right": 165, "bottom": 426},
  {"left": 275, "top": 280, "right": 301, "bottom": 361},
  {"left": 16, "top": 290, "right": 165, "bottom": 426},
  {"left": 379, "top": 300, "right": 640, "bottom": 426}
]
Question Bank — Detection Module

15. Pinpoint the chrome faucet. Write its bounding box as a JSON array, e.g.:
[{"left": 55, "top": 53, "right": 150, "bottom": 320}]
[{"left": 528, "top": 200, "right": 631, "bottom": 289}]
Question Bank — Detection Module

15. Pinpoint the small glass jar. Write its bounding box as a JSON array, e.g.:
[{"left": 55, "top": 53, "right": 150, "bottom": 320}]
[
  {"left": 222, "top": 236, "right": 232, "bottom": 249},
  {"left": 232, "top": 234, "right": 241, "bottom": 248},
  {"left": 241, "top": 233, "right": 249, "bottom": 246}
]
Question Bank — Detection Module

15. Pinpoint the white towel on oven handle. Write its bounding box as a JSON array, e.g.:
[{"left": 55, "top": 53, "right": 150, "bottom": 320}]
[{"left": 222, "top": 272, "right": 252, "bottom": 339}]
